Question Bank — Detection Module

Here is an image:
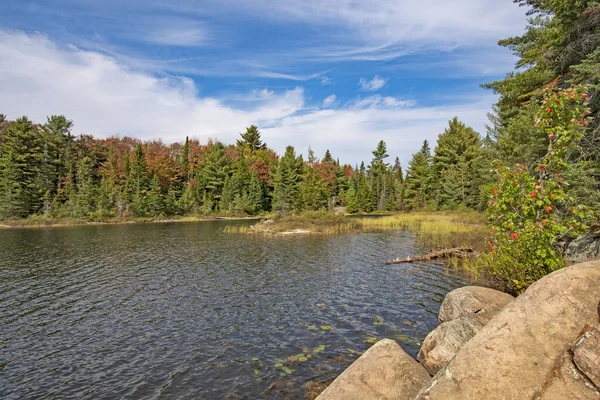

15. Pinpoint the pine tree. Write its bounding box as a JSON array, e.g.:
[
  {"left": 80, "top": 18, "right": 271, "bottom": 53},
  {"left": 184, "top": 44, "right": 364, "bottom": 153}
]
[
  {"left": 404, "top": 150, "right": 433, "bottom": 210},
  {"left": 273, "top": 146, "right": 303, "bottom": 212},
  {"left": 433, "top": 118, "right": 484, "bottom": 208},
  {"left": 369, "top": 140, "right": 390, "bottom": 210},
  {"left": 0, "top": 117, "right": 44, "bottom": 218},
  {"left": 181, "top": 136, "right": 190, "bottom": 182},
  {"left": 200, "top": 141, "right": 229, "bottom": 210},
  {"left": 345, "top": 182, "right": 359, "bottom": 214},
  {"left": 147, "top": 173, "right": 165, "bottom": 217},
  {"left": 73, "top": 156, "right": 96, "bottom": 218},
  {"left": 323, "top": 149, "right": 334, "bottom": 164},
  {"left": 40, "top": 115, "right": 72, "bottom": 213},
  {"left": 237, "top": 125, "right": 266, "bottom": 152},
  {"left": 128, "top": 145, "right": 149, "bottom": 216}
]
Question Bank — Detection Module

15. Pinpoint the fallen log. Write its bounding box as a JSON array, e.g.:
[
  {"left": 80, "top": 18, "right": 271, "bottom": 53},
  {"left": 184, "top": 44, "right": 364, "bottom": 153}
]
[{"left": 384, "top": 247, "right": 475, "bottom": 265}]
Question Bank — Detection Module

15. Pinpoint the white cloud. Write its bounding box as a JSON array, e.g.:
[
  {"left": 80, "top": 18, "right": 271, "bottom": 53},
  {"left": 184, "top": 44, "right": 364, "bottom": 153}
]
[
  {"left": 323, "top": 95, "right": 336, "bottom": 107},
  {"left": 0, "top": 30, "right": 495, "bottom": 165},
  {"left": 320, "top": 76, "right": 333, "bottom": 85},
  {"left": 144, "top": 26, "right": 207, "bottom": 47},
  {"left": 352, "top": 95, "right": 414, "bottom": 109},
  {"left": 358, "top": 75, "right": 388, "bottom": 91}
]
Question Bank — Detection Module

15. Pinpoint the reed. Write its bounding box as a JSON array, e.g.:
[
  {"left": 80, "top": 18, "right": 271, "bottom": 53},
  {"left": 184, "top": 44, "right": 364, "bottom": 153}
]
[
  {"left": 354, "top": 212, "right": 487, "bottom": 251},
  {"left": 224, "top": 210, "right": 488, "bottom": 250}
]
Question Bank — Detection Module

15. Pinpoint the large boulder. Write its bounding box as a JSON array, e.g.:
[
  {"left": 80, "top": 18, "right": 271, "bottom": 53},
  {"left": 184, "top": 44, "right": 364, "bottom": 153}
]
[
  {"left": 417, "top": 286, "right": 514, "bottom": 375},
  {"left": 417, "top": 316, "right": 482, "bottom": 375},
  {"left": 438, "top": 286, "right": 515, "bottom": 325},
  {"left": 316, "top": 339, "right": 430, "bottom": 400},
  {"left": 415, "top": 260, "right": 600, "bottom": 400},
  {"left": 566, "top": 231, "right": 600, "bottom": 264}
]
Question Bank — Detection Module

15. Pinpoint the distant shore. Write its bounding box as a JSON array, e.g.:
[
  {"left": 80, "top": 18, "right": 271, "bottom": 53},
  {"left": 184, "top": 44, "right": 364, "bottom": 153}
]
[{"left": 0, "top": 215, "right": 263, "bottom": 229}]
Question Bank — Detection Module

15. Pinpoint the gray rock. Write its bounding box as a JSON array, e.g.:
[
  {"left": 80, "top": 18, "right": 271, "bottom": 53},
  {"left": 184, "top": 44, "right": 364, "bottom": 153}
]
[
  {"left": 567, "top": 232, "right": 600, "bottom": 264},
  {"left": 316, "top": 339, "right": 430, "bottom": 400},
  {"left": 417, "top": 286, "right": 514, "bottom": 375},
  {"left": 538, "top": 352, "right": 600, "bottom": 399},
  {"left": 572, "top": 326, "right": 600, "bottom": 389},
  {"left": 417, "top": 317, "right": 482, "bottom": 375},
  {"left": 438, "top": 285, "right": 515, "bottom": 325},
  {"left": 415, "top": 260, "right": 600, "bottom": 400}
]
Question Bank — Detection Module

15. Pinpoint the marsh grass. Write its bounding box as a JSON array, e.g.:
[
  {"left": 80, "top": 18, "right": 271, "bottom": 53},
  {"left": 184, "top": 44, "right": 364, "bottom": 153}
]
[
  {"left": 225, "top": 210, "right": 488, "bottom": 252},
  {"left": 354, "top": 212, "right": 488, "bottom": 251},
  {"left": 0, "top": 214, "right": 262, "bottom": 229},
  {"left": 223, "top": 210, "right": 361, "bottom": 235}
]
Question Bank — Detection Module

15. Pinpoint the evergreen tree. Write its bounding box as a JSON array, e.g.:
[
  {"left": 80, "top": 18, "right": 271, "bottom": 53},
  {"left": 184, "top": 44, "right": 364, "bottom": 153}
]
[
  {"left": 345, "top": 182, "right": 359, "bottom": 214},
  {"left": 128, "top": 145, "right": 149, "bottom": 216},
  {"left": 273, "top": 146, "right": 303, "bottom": 212},
  {"left": 200, "top": 141, "right": 229, "bottom": 210},
  {"left": 181, "top": 136, "right": 190, "bottom": 182},
  {"left": 404, "top": 150, "right": 433, "bottom": 210},
  {"left": 433, "top": 118, "right": 484, "bottom": 208},
  {"left": 0, "top": 117, "right": 44, "bottom": 218},
  {"left": 369, "top": 140, "right": 390, "bottom": 210},
  {"left": 73, "top": 156, "right": 96, "bottom": 218},
  {"left": 237, "top": 125, "right": 266, "bottom": 151},
  {"left": 147, "top": 173, "right": 165, "bottom": 217}
]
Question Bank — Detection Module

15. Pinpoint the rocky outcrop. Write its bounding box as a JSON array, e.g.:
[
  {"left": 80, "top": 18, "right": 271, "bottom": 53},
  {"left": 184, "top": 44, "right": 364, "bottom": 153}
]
[
  {"left": 415, "top": 260, "right": 600, "bottom": 399},
  {"left": 417, "top": 286, "right": 514, "bottom": 375},
  {"left": 572, "top": 325, "right": 600, "bottom": 389},
  {"left": 567, "top": 231, "right": 600, "bottom": 263},
  {"left": 316, "top": 339, "right": 430, "bottom": 400}
]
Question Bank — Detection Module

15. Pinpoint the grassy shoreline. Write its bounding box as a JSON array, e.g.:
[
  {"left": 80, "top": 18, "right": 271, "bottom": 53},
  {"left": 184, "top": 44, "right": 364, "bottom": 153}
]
[
  {"left": 0, "top": 215, "right": 263, "bottom": 229},
  {"left": 224, "top": 210, "right": 488, "bottom": 251}
]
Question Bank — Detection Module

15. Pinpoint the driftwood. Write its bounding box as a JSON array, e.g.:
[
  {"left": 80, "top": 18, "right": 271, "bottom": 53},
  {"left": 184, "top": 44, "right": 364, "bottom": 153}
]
[{"left": 384, "top": 247, "right": 475, "bottom": 265}]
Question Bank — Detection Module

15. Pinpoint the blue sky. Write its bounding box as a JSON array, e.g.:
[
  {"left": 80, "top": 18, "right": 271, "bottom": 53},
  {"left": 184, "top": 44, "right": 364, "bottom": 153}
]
[{"left": 0, "top": 0, "right": 528, "bottom": 165}]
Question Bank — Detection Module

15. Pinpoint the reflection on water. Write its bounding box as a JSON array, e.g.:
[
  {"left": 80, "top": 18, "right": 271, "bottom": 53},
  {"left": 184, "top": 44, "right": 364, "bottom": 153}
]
[{"left": 0, "top": 221, "right": 468, "bottom": 399}]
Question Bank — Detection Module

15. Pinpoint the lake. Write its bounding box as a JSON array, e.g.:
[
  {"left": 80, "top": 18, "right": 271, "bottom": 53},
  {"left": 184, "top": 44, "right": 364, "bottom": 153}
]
[{"left": 0, "top": 221, "right": 469, "bottom": 399}]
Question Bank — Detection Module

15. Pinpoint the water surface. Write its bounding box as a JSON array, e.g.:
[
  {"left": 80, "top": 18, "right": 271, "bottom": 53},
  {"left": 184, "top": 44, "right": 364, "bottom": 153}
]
[{"left": 0, "top": 221, "right": 469, "bottom": 399}]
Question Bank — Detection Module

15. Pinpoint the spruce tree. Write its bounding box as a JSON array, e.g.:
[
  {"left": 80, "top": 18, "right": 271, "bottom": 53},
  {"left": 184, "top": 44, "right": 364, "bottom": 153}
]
[
  {"left": 273, "top": 146, "right": 303, "bottom": 212},
  {"left": 433, "top": 118, "right": 484, "bottom": 208},
  {"left": 237, "top": 125, "right": 266, "bottom": 151},
  {"left": 147, "top": 173, "right": 165, "bottom": 217},
  {"left": 404, "top": 150, "right": 432, "bottom": 210},
  {"left": 0, "top": 117, "right": 44, "bottom": 218}
]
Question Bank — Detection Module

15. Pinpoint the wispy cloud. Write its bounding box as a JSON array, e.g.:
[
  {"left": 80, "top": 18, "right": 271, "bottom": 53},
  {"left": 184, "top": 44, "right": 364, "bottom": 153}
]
[
  {"left": 0, "top": 30, "right": 497, "bottom": 164},
  {"left": 358, "top": 75, "right": 388, "bottom": 92},
  {"left": 323, "top": 95, "right": 336, "bottom": 107},
  {"left": 320, "top": 76, "right": 333, "bottom": 85}
]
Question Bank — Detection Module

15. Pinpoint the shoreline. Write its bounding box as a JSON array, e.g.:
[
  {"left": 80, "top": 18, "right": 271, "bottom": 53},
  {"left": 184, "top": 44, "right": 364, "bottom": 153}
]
[{"left": 0, "top": 215, "right": 264, "bottom": 230}]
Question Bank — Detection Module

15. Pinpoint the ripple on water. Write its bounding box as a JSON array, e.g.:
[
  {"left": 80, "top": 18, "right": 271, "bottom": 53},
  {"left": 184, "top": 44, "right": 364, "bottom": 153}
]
[{"left": 0, "top": 222, "right": 469, "bottom": 399}]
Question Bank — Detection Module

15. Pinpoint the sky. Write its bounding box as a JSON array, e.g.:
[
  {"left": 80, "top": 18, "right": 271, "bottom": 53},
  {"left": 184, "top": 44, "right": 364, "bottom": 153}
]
[{"left": 0, "top": 0, "right": 528, "bottom": 165}]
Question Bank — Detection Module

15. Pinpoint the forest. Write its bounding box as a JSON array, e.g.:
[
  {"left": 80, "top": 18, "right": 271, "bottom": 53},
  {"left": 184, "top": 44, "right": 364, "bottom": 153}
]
[{"left": 0, "top": 114, "right": 490, "bottom": 220}]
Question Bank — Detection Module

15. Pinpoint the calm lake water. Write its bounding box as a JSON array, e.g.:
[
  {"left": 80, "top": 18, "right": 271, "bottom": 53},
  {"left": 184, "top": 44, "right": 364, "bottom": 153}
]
[{"left": 0, "top": 221, "right": 470, "bottom": 399}]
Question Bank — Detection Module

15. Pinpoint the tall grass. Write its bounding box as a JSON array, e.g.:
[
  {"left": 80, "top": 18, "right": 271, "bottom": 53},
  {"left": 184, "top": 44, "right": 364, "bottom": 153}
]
[
  {"left": 224, "top": 210, "right": 361, "bottom": 235},
  {"left": 225, "top": 211, "right": 488, "bottom": 251},
  {"left": 354, "top": 212, "right": 488, "bottom": 251}
]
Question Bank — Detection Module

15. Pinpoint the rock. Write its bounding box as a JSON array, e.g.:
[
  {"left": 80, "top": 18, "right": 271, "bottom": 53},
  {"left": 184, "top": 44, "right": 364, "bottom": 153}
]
[
  {"left": 572, "top": 326, "right": 600, "bottom": 389},
  {"left": 417, "top": 286, "right": 514, "bottom": 375},
  {"left": 567, "top": 232, "right": 600, "bottom": 263},
  {"left": 538, "top": 352, "right": 600, "bottom": 399},
  {"left": 417, "top": 317, "right": 482, "bottom": 375},
  {"left": 316, "top": 339, "right": 430, "bottom": 400},
  {"left": 415, "top": 260, "right": 600, "bottom": 400},
  {"left": 438, "top": 286, "right": 515, "bottom": 325}
]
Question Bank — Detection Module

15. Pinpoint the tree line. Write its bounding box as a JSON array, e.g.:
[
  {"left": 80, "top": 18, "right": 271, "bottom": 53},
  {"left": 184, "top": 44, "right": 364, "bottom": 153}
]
[{"left": 0, "top": 113, "right": 493, "bottom": 220}]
